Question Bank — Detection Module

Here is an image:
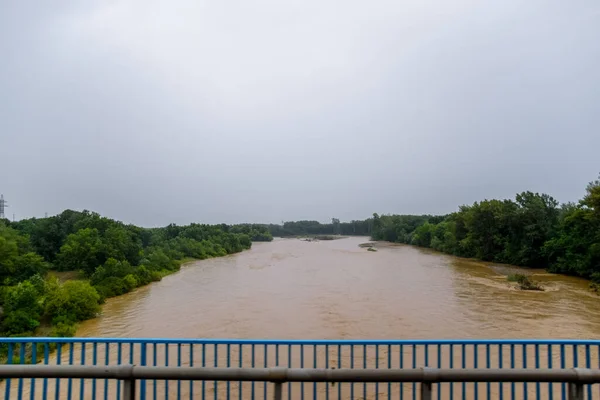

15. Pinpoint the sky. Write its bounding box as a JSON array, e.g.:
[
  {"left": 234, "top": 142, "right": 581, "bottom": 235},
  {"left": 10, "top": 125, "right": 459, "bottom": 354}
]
[{"left": 1, "top": 0, "right": 599, "bottom": 227}]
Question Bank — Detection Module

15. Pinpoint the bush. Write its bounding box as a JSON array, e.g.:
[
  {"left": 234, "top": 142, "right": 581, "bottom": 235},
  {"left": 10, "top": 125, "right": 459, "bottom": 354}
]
[
  {"left": 507, "top": 274, "right": 543, "bottom": 291},
  {"left": 45, "top": 280, "right": 101, "bottom": 322},
  {"left": 134, "top": 266, "right": 162, "bottom": 286},
  {"left": 93, "top": 277, "right": 128, "bottom": 299},
  {"left": 123, "top": 274, "right": 138, "bottom": 291},
  {"left": 50, "top": 321, "right": 77, "bottom": 337},
  {"left": 1, "top": 310, "right": 39, "bottom": 335},
  {"left": 144, "top": 248, "right": 180, "bottom": 271}
]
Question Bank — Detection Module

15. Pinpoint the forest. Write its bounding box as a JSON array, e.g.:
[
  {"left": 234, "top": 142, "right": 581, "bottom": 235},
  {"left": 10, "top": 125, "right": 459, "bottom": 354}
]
[
  {"left": 369, "top": 175, "right": 600, "bottom": 282},
  {"left": 0, "top": 211, "right": 272, "bottom": 337}
]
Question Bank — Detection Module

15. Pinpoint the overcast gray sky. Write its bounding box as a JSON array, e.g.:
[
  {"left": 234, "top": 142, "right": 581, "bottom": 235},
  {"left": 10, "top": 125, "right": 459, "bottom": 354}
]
[{"left": 1, "top": 1, "right": 599, "bottom": 226}]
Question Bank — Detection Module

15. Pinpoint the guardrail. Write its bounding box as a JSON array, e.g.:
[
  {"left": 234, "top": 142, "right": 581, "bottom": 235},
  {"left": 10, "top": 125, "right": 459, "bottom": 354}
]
[
  {"left": 0, "top": 365, "right": 598, "bottom": 400},
  {"left": 1, "top": 338, "right": 600, "bottom": 399}
]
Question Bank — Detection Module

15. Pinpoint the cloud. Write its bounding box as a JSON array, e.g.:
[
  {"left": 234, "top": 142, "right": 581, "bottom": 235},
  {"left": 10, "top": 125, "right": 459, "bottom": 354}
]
[{"left": 1, "top": 0, "right": 599, "bottom": 225}]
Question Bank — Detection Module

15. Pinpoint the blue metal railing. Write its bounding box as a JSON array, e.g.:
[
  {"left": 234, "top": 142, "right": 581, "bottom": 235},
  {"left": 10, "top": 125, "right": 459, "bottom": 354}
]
[{"left": 0, "top": 338, "right": 599, "bottom": 399}]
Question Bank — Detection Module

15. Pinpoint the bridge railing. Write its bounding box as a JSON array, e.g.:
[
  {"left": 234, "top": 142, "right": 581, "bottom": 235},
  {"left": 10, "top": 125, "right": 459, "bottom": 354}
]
[
  {"left": 0, "top": 365, "right": 598, "bottom": 400},
  {"left": 1, "top": 338, "right": 599, "bottom": 399}
]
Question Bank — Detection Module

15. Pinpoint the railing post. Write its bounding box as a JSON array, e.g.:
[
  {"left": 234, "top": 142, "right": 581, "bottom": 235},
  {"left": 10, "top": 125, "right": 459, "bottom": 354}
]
[
  {"left": 140, "top": 343, "right": 147, "bottom": 400},
  {"left": 421, "top": 383, "right": 432, "bottom": 400},
  {"left": 123, "top": 377, "right": 136, "bottom": 400},
  {"left": 273, "top": 382, "right": 283, "bottom": 400},
  {"left": 269, "top": 367, "right": 287, "bottom": 400},
  {"left": 568, "top": 383, "right": 584, "bottom": 400}
]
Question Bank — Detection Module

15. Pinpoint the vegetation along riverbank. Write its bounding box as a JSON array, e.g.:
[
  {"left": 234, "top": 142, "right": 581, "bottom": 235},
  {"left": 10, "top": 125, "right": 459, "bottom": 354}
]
[
  {"left": 272, "top": 174, "right": 600, "bottom": 289},
  {"left": 1, "top": 174, "right": 598, "bottom": 339},
  {"left": 0, "top": 211, "right": 272, "bottom": 338}
]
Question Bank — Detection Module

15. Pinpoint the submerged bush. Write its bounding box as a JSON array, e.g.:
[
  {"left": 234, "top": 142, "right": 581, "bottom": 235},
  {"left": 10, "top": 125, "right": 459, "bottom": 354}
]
[{"left": 507, "top": 274, "right": 543, "bottom": 291}]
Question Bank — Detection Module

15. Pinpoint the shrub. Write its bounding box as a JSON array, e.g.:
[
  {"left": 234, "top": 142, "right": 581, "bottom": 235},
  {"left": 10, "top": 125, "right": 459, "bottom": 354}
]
[
  {"left": 45, "top": 280, "right": 101, "bottom": 322},
  {"left": 144, "top": 248, "right": 179, "bottom": 271},
  {"left": 122, "top": 274, "right": 138, "bottom": 291},
  {"left": 134, "top": 266, "right": 161, "bottom": 285},
  {"left": 1, "top": 310, "right": 39, "bottom": 335},
  {"left": 507, "top": 274, "right": 543, "bottom": 291},
  {"left": 50, "top": 321, "right": 77, "bottom": 337},
  {"left": 93, "top": 277, "right": 127, "bottom": 299}
]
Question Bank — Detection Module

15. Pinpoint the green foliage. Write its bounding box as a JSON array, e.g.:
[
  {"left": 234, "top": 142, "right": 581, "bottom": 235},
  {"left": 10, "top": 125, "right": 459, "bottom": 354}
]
[
  {"left": 3, "top": 281, "right": 42, "bottom": 315},
  {"left": 102, "top": 226, "right": 143, "bottom": 266},
  {"left": 2, "top": 311, "right": 40, "bottom": 335},
  {"left": 369, "top": 175, "right": 600, "bottom": 288},
  {"left": 90, "top": 258, "right": 134, "bottom": 284},
  {"left": 134, "top": 266, "right": 162, "bottom": 286},
  {"left": 123, "top": 274, "right": 138, "bottom": 291},
  {"left": 0, "top": 223, "right": 48, "bottom": 285},
  {"left": 411, "top": 222, "right": 435, "bottom": 247},
  {"left": 268, "top": 219, "right": 373, "bottom": 237},
  {"left": 93, "top": 276, "right": 130, "bottom": 299},
  {"left": 1, "top": 281, "right": 43, "bottom": 334},
  {"left": 44, "top": 280, "right": 101, "bottom": 323},
  {"left": 57, "top": 228, "right": 103, "bottom": 274},
  {"left": 371, "top": 214, "right": 433, "bottom": 243},
  {"left": 230, "top": 224, "right": 274, "bottom": 241},
  {"left": 50, "top": 321, "right": 77, "bottom": 337},
  {"left": 541, "top": 176, "right": 600, "bottom": 279},
  {"left": 1, "top": 211, "right": 255, "bottom": 337},
  {"left": 144, "top": 248, "right": 180, "bottom": 271}
]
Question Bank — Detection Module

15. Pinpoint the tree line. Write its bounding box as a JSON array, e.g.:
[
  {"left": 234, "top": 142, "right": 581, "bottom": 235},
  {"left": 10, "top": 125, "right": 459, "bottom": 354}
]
[
  {"left": 267, "top": 219, "right": 373, "bottom": 237},
  {"left": 0, "top": 211, "right": 272, "bottom": 337},
  {"left": 369, "top": 175, "right": 600, "bottom": 282},
  {"left": 271, "top": 175, "right": 600, "bottom": 285}
]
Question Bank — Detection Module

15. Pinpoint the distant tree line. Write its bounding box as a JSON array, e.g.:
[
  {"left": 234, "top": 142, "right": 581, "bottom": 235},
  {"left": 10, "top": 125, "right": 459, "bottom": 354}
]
[
  {"left": 0, "top": 211, "right": 269, "bottom": 337},
  {"left": 230, "top": 224, "right": 273, "bottom": 242},
  {"left": 267, "top": 219, "right": 373, "bottom": 237}
]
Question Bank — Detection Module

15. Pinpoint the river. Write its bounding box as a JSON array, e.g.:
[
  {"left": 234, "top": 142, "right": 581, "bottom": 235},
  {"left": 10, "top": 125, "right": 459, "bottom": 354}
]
[
  {"left": 5, "top": 237, "right": 600, "bottom": 399},
  {"left": 77, "top": 236, "right": 600, "bottom": 339}
]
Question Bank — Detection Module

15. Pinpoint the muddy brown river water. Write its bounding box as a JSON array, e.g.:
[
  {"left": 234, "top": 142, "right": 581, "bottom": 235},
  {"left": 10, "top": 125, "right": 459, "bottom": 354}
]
[
  {"left": 5, "top": 237, "right": 600, "bottom": 399},
  {"left": 77, "top": 236, "right": 600, "bottom": 340}
]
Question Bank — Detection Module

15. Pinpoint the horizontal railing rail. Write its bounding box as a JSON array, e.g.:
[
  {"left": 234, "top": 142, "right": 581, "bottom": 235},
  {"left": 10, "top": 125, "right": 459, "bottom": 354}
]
[
  {"left": 0, "top": 365, "right": 597, "bottom": 400},
  {"left": 2, "top": 338, "right": 600, "bottom": 399},
  {"left": 2, "top": 338, "right": 600, "bottom": 345}
]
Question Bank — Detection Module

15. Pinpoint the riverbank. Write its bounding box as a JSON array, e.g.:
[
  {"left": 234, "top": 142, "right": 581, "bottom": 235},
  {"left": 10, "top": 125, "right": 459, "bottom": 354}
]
[
  {"left": 368, "top": 175, "right": 600, "bottom": 290},
  {"left": 0, "top": 211, "right": 269, "bottom": 339},
  {"left": 32, "top": 256, "right": 206, "bottom": 339},
  {"left": 368, "top": 240, "right": 590, "bottom": 294},
  {"left": 0, "top": 253, "right": 244, "bottom": 364}
]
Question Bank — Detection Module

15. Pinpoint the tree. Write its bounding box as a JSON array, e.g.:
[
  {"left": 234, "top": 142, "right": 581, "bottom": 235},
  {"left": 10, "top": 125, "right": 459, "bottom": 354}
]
[
  {"left": 57, "top": 228, "right": 103, "bottom": 275},
  {"left": 0, "top": 224, "right": 48, "bottom": 285},
  {"left": 45, "top": 280, "right": 100, "bottom": 323},
  {"left": 543, "top": 178, "right": 600, "bottom": 278},
  {"left": 332, "top": 218, "right": 341, "bottom": 235},
  {"left": 509, "top": 192, "right": 559, "bottom": 267},
  {"left": 2, "top": 280, "right": 43, "bottom": 334},
  {"left": 411, "top": 222, "right": 435, "bottom": 247},
  {"left": 102, "top": 226, "right": 142, "bottom": 265}
]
